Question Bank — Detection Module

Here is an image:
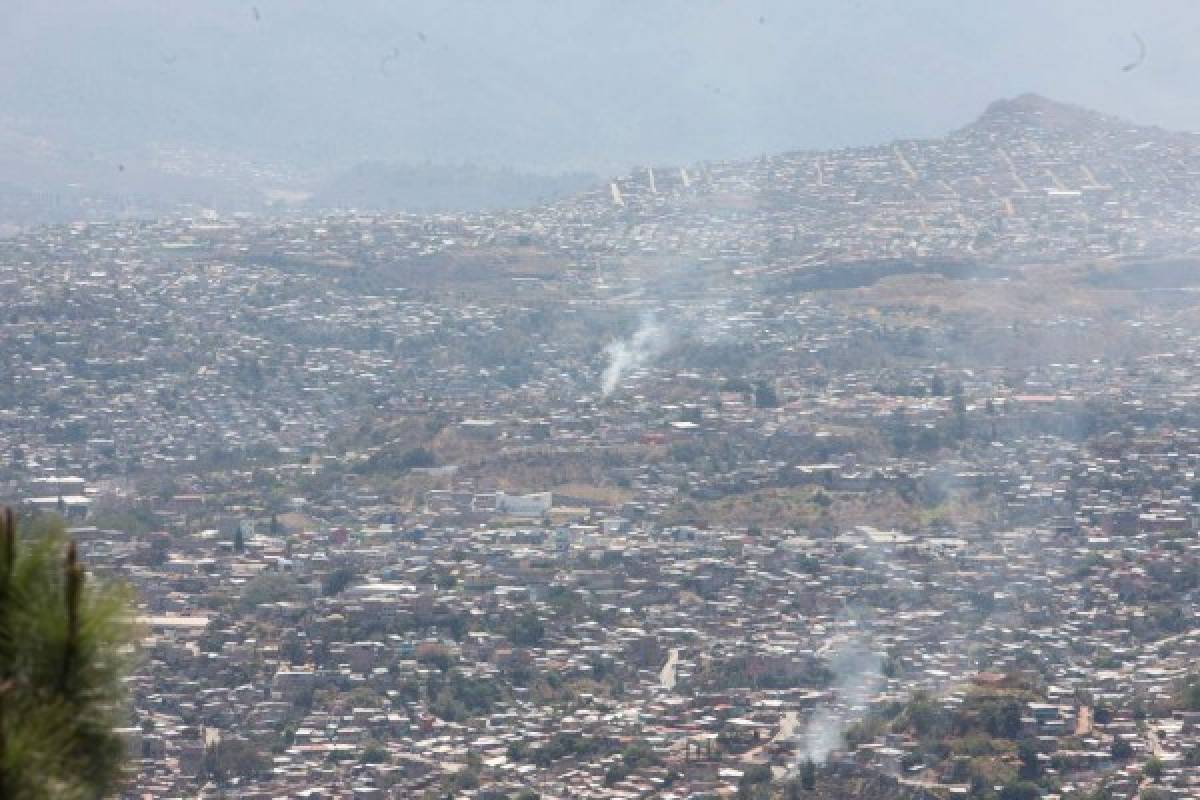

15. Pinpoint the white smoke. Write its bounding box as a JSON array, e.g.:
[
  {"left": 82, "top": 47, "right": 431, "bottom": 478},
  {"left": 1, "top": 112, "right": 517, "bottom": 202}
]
[
  {"left": 799, "top": 637, "right": 885, "bottom": 765},
  {"left": 600, "top": 316, "right": 670, "bottom": 396}
]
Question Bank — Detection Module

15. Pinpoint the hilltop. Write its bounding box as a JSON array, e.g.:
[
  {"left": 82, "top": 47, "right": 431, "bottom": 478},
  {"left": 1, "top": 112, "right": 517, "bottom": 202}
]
[
  {"left": 183, "top": 94, "right": 1200, "bottom": 309},
  {"left": 536, "top": 93, "right": 1200, "bottom": 274},
  {"left": 965, "top": 92, "right": 1137, "bottom": 136}
]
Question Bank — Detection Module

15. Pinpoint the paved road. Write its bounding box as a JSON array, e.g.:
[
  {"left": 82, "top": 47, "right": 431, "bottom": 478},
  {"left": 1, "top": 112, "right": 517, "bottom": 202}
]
[
  {"left": 1138, "top": 726, "right": 1164, "bottom": 792},
  {"left": 1147, "top": 726, "right": 1163, "bottom": 758},
  {"left": 746, "top": 709, "right": 802, "bottom": 777},
  {"left": 1139, "top": 627, "right": 1199, "bottom": 657},
  {"left": 659, "top": 648, "right": 679, "bottom": 691},
  {"left": 1076, "top": 705, "right": 1092, "bottom": 736}
]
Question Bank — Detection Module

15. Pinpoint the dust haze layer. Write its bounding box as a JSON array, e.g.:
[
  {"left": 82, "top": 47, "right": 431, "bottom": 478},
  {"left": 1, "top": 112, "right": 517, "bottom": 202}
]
[{"left": 2, "top": 0, "right": 1200, "bottom": 224}]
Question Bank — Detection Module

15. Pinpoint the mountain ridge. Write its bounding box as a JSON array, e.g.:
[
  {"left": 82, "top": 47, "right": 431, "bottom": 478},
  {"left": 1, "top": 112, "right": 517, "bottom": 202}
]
[
  {"left": 307, "top": 162, "right": 600, "bottom": 214},
  {"left": 0, "top": 93, "right": 1194, "bottom": 233}
]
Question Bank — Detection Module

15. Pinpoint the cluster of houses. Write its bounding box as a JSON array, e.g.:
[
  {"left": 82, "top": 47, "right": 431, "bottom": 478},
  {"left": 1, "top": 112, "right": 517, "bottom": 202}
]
[
  {"left": 4, "top": 95, "right": 1200, "bottom": 798},
  {"left": 41, "top": 358, "right": 1200, "bottom": 797}
]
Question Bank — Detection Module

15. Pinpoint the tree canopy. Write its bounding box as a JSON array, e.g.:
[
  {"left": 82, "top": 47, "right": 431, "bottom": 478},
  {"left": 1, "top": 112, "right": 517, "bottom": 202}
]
[{"left": 0, "top": 508, "right": 137, "bottom": 799}]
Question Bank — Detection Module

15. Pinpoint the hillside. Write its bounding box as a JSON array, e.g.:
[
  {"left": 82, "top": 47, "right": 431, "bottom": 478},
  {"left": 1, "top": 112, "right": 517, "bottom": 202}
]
[
  {"left": 307, "top": 162, "right": 598, "bottom": 213},
  {"left": 7, "top": 93, "right": 1200, "bottom": 269},
  {"left": 546, "top": 94, "right": 1200, "bottom": 272}
]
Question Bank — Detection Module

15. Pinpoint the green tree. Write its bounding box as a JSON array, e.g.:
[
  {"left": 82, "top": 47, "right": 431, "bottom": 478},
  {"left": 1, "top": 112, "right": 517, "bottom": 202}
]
[
  {"left": 800, "top": 758, "right": 817, "bottom": 790},
  {"left": 0, "top": 508, "right": 137, "bottom": 799},
  {"left": 737, "top": 762, "right": 771, "bottom": 798},
  {"left": 999, "top": 781, "right": 1041, "bottom": 800},
  {"left": 203, "top": 737, "right": 269, "bottom": 784},
  {"left": 753, "top": 381, "right": 779, "bottom": 409},
  {"left": 321, "top": 566, "right": 357, "bottom": 597},
  {"left": 1143, "top": 757, "right": 1164, "bottom": 782},
  {"left": 1111, "top": 737, "right": 1133, "bottom": 761},
  {"left": 1179, "top": 677, "right": 1200, "bottom": 711},
  {"left": 360, "top": 739, "right": 390, "bottom": 764},
  {"left": 507, "top": 609, "right": 546, "bottom": 647},
  {"left": 1017, "top": 738, "right": 1040, "bottom": 779},
  {"left": 238, "top": 571, "right": 303, "bottom": 611}
]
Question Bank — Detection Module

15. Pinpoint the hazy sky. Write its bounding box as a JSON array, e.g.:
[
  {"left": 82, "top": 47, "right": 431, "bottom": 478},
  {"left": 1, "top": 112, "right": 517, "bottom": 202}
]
[{"left": 4, "top": 0, "right": 1199, "bottom": 173}]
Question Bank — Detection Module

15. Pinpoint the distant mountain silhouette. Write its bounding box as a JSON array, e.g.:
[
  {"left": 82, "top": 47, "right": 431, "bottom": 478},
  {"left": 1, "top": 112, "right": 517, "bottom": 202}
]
[
  {"left": 0, "top": 94, "right": 1192, "bottom": 231},
  {"left": 307, "top": 162, "right": 599, "bottom": 213}
]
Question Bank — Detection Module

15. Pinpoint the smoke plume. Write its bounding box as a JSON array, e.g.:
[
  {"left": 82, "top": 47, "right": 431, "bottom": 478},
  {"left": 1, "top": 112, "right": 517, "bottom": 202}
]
[
  {"left": 600, "top": 316, "right": 670, "bottom": 396},
  {"left": 799, "top": 637, "right": 884, "bottom": 765}
]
